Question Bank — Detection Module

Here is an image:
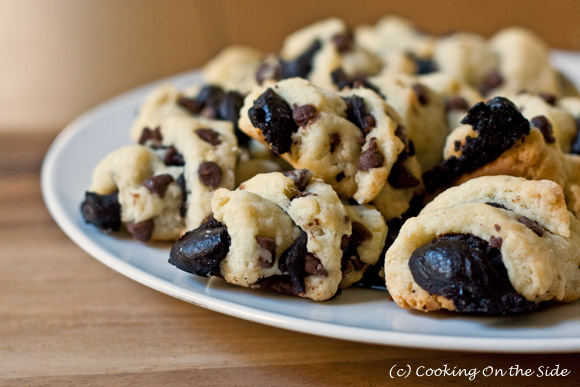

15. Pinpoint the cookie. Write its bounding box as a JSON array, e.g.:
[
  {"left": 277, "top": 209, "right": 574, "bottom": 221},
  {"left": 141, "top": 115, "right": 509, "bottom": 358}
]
[
  {"left": 238, "top": 77, "right": 423, "bottom": 219},
  {"left": 83, "top": 115, "right": 238, "bottom": 241},
  {"left": 557, "top": 96, "right": 580, "bottom": 154},
  {"left": 202, "top": 45, "right": 264, "bottom": 95},
  {"left": 385, "top": 175, "right": 580, "bottom": 314}
]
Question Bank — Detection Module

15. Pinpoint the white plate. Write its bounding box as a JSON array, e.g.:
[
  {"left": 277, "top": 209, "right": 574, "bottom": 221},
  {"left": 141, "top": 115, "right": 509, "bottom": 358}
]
[{"left": 42, "top": 51, "right": 580, "bottom": 353}]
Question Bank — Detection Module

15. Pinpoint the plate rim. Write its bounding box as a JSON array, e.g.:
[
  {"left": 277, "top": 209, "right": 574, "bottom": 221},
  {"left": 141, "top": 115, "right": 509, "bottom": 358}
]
[{"left": 41, "top": 55, "right": 580, "bottom": 354}]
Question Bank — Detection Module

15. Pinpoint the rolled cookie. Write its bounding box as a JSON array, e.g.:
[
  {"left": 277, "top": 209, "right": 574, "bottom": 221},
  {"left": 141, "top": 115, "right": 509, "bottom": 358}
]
[{"left": 385, "top": 176, "right": 580, "bottom": 314}]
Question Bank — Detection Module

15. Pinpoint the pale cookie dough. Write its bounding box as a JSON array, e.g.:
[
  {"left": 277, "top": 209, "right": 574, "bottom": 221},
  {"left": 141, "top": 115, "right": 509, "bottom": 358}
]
[
  {"left": 202, "top": 45, "right": 264, "bottom": 94},
  {"left": 239, "top": 78, "right": 422, "bottom": 217},
  {"left": 385, "top": 176, "right": 580, "bottom": 314}
]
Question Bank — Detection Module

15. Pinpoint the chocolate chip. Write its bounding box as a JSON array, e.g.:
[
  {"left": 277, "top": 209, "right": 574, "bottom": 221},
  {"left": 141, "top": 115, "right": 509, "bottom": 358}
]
[
  {"left": 329, "top": 133, "right": 341, "bottom": 153},
  {"left": 358, "top": 137, "right": 384, "bottom": 171},
  {"left": 81, "top": 191, "right": 121, "bottom": 231},
  {"left": 332, "top": 31, "right": 353, "bottom": 52},
  {"left": 454, "top": 140, "right": 461, "bottom": 152},
  {"left": 350, "top": 256, "right": 366, "bottom": 271},
  {"left": 280, "top": 39, "right": 322, "bottom": 79},
  {"left": 335, "top": 172, "right": 346, "bottom": 182},
  {"left": 303, "top": 253, "right": 328, "bottom": 276},
  {"left": 277, "top": 231, "right": 309, "bottom": 294},
  {"left": 257, "top": 236, "right": 276, "bottom": 268},
  {"left": 446, "top": 96, "right": 469, "bottom": 112},
  {"left": 423, "top": 97, "right": 530, "bottom": 193},
  {"left": 486, "top": 202, "right": 507, "bottom": 210},
  {"left": 388, "top": 157, "right": 420, "bottom": 188},
  {"left": 412, "top": 83, "right": 429, "bottom": 105},
  {"left": 364, "top": 115, "right": 376, "bottom": 135},
  {"left": 282, "top": 169, "right": 313, "bottom": 191},
  {"left": 164, "top": 146, "right": 185, "bottom": 166},
  {"left": 531, "top": 115, "right": 556, "bottom": 143},
  {"left": 412, "top": 55, "right": 438, "bottom": 75},
  {"left": 489, "top": 236, "right": 503, "bottom": 249},
  {"left": 495, "top": 224, "right": 501, "bottom": 231},
  {"left": 198, "top": 161, "right": 223, "bottom": 188},
  {"left": 292, "top": 104, "right": 318, "bottom": 127},
  {"left": 256, "top": 62, "right": 282, "bottom": 84},
  {"left": 195, "top": 128, "right": 222, "bottom": 146},
  {"left": 408, "top": 233, "right": 538, "bottom": 314},
  {"left": 518, "top": 216, "right": 544, "bottom": 237},
  {"left": 168, "top": 218, "right": 230, "bottom": 277},
  {"left": 394, "top": 125, "right": 414, "bottom": 157},
  {"left": 343, "top": 95, "right": 373, "bottom": 134},
  {"left": 341, "top": 234, "right": 350, "bottom": 250},
  {"left": 538, "top": 93, "right": 557, "bottom": 106},
  {"left": 248, "top": 88, "right": 298, "bottom": 154},
  {"left": 143, "top": 174, "right": 174, "bottom": 197},
  {"left": 256, "top": 275, "right": 298, "bottom": 295},
  {"left": 138, "top": 126, "right": 163, "bottom": 147},
  {"left": 126, "top": 219, "right": 154, "bottom": 242},
  {"left": 177, "top": 96, "right": 203, "bottom": 114},
  {"left": 480, "top": 71, "right": 504, "bottom": 95},
  {"left": 177, "top": 173, "right": 187, "bottom": 218}
]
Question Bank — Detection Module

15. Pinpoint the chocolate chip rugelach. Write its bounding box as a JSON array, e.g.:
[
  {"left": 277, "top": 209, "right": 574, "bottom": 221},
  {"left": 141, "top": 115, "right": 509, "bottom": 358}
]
[
  {"left": 82, "top": 116, "right": 238, "bottom": 241},
  {"left": 169, "top": 170, "right": 387, "bottom": 300},
  {"left": 238, "top": 77, "right": 423, "bottom": 220},
  {"left": 385, "top": 175, "right": 580, "bottom": 314}
]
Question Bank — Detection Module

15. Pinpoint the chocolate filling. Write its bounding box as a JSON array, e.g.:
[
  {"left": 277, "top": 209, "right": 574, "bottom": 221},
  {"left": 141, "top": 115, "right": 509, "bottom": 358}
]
[
  {"left": 423, "top": 97, "right": 530, "bottom": 192},
  {"left": 168, "top": 218, "right": 230, "bottom": 277},
  {"left": 280, "top": 39, "right": 322, "bottom": 79},
  {"left": 81, "top": 191, "right": 122, "bottom": 231},
  {"left": 248, "top": 88, "right": 298, "bottom": 154},
  {"left": 408, "top": 233, "right": 539, "bottom": 314}
]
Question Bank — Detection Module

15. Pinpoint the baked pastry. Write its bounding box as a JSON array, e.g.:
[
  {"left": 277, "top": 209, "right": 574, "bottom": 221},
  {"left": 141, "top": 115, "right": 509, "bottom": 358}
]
[
  {"left": 202, "top": 45, "right": 264, "bottom": 95},
  {"left": 168, "top": 170, "right": 387, "bottom": 300},
  {"left": 82, "top": 116, "right": 238, "bottom": 241},
  {"left": 385, "top": 175, "right": 580, "bottom": 314},
  {"left": 238, "top": 77, "right": 422, "bottom": 219}
]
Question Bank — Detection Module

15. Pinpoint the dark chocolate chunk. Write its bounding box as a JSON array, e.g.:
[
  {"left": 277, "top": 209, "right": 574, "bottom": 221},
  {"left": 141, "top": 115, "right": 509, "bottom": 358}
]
[
  {"left": 81, "top": 191, "right": 121, "bottom": 231},
  {"left": 248, "top": 88, "right": 298, "bottom": 154},
  {"left": 351, "top": 221, "right": 372, "bottom": 245},
  {"left": 530, "top": 115, "right": 556, "bottom": 143},
  {"left": 330, "top": 68, "right": 383, "bottom": 97},
  {"left": 198, "top": 161, "right": 223, "bottom": 188},
  {"left": 412, "top": 83, "right": 429, "bottom": 105},
  {"left": 126, "top": 219, "right": 154, "bottom": 242},
  {"left": 388, "top": 157, "right": 420, "bottom": 188},
  {"left": 277, "top": 231, "right": 309, "bottom": 294},
  {"left": 329, "top": 133, "right": 341, "bottom": 153},
  {"left": 280, "top": 39, "right": 322, "bottom": 79},
  {"left": 454, "top": 140, "right": 461, "bottom": 152},
  {"left": 408, "top": 233, "right": 538, "bottom": 314},
  {"left": 138, "top": 126, "right": 163, "bottom": 147},
  {"left": 195, "top": 128, "right": 222, "bottom": 146},
  {"left": 164, "top": 146, "right": 185, "bottom": 166},
  {"left": 423, "top": 97, "right": 530, "bottom": 192},
  {"left": 340, "top": 221, "right": 372, "bottom": 277},
  {"left": 335, "top": 172, "right": 346, "bottom": 182},
  {"left": 257, "top": 275, "right": 298, "bottom": 295},
  {"left": 257, "top": 236, "right": 276, "bottom": 268},
  {"left": 413, "top": 56, "right": 438, "bottom": 75},
  {"left": 446, "top": 96, "right": 469, "bottom": 112},
  {"left": 517, "top": 216, "right": 544, "bottom": 237},
  {"left": 332, "top": 30, "right": 354, "bottom": 52},
  {"left": 480, "top": 71, "right": 504, "bottom": 95},
  {"left": 218, "top": 91, "right": 244, "bottom": 126},
  {"left": 282, "top": 169, "right": 313, "bottom": 191},
  {"left": 292, "top": 104, "right": 318, "bottom": 127},
  {"left": 177, "top": 96, "right": 203, "bottom": 114},
  {"left": 168, "top": 218, "right": 230, "bottom": 277},
  {"left": 572, "top": 118, "right": 580, "bottom": 155},
  {"left": 538, "top": 93, "right": 557, "bottom": 106},
  {"left": 143, "top": 174, "right": 174, "bottom": 197},
  {"left": 177, "top": 173, "right": 187, "bottom": 218},
  {"left": 256, "top": 62, "right": 282, "bottom": 84},
  {"left": 358, "top": 137, "right": 384, "bottom": 171},
  {"left": 343, "top": 95, "right": 374, "bottom": 134},
  {"left": 303, "top": 253, "right": 328, "bottom": 276}
]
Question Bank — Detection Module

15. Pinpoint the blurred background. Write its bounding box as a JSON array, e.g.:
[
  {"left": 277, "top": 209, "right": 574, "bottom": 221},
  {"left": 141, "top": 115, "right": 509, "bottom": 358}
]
[{"left": 2, "top": 0, "right": 580, "bottom": 132}]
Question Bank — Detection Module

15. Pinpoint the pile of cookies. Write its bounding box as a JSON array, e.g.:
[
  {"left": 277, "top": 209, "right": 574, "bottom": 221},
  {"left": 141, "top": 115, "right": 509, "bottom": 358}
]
[{"left": 81, "top": 16, "right": 580, "bottom": 314}]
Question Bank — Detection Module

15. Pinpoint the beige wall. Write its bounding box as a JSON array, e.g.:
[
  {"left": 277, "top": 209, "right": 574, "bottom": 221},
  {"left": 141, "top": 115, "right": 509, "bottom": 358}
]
[{"left": 2, "top": 0, "right": 580, "bottom": 131}]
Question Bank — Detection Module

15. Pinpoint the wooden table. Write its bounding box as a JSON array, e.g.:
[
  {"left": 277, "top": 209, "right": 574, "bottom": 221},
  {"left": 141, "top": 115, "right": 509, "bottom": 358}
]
[{"left": 2, "top": 130, "right": 579, "bottom": 386}]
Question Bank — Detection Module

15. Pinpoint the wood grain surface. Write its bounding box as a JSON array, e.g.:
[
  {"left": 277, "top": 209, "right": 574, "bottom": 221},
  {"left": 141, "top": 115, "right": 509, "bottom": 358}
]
[{"left": 2, "top": 130, "right": 580, "bottom": 386}]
